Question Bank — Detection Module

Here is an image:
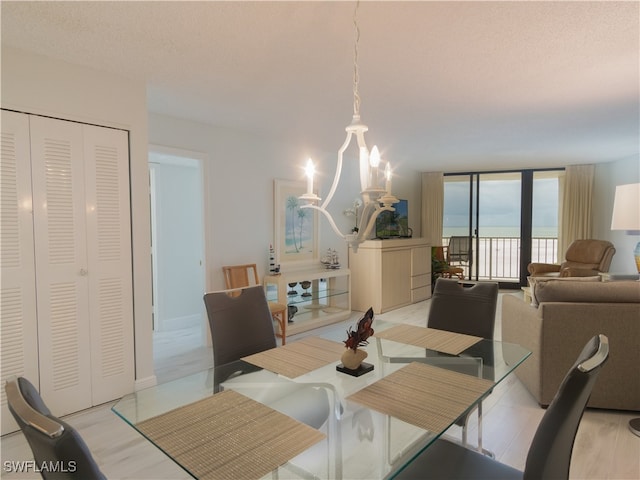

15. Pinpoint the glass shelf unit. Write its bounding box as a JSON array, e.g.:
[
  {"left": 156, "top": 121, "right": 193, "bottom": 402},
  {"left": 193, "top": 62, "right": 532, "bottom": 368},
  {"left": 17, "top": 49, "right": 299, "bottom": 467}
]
[{"left": 264, "top": 267, "right": 351, "bottom": 340}]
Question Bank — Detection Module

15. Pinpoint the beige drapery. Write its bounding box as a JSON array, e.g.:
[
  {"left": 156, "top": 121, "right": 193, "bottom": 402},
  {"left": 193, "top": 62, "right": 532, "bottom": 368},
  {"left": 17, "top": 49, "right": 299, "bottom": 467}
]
[
  {"left": 421, "top": 172, "right": 444, "bottom": 246},
  {"left": 558, "top": 164, "right": 595, "bottom": 259}
]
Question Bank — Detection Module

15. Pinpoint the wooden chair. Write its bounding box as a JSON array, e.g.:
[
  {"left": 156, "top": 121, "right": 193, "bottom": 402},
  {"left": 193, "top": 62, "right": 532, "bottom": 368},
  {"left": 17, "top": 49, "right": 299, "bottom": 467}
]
[
  {"left": 447, "top": 236, "right": 471, "bottom": 267},
  {"left": 222, "top": 263, "right": 288, "bottom": 344},
  {"left": 432, "top": 246, "right": 464, "bottom": 280}
]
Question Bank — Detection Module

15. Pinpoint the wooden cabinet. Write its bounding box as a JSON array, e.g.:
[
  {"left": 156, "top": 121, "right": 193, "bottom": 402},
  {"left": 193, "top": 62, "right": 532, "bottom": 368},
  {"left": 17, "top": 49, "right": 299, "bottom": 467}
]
[
  {"left": 264, "top": 267, "right": 351, "bottom": 341},
  {"left": 349, "top": 238, "right": 431, "bottom": 314}
]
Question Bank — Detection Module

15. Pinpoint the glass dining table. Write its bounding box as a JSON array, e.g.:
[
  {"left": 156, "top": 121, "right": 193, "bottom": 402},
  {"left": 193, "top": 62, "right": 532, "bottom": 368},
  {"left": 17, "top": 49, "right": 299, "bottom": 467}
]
[{"left": 112, "top": 321, "right": 530, "bottom": 479}]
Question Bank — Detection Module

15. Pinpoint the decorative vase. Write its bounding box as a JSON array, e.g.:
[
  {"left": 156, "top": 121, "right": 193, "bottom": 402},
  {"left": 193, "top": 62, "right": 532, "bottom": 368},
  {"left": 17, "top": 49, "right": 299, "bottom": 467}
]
[{"left": 341, "top": 348, "right": 368, "bottom": 370}]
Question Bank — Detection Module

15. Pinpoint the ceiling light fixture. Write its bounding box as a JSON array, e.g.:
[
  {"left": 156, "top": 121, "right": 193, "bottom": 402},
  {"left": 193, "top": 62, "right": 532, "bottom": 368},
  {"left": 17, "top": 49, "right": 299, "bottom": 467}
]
[{"left": 300, "top": 0, "right": 398, "bottom": 252}]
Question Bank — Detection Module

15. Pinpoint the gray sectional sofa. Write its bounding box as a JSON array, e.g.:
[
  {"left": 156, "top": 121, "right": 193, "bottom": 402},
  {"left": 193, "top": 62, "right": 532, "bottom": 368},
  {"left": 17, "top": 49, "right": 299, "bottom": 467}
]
[{"left": 502, "top": 280, "right": 640, "bottom": 411}]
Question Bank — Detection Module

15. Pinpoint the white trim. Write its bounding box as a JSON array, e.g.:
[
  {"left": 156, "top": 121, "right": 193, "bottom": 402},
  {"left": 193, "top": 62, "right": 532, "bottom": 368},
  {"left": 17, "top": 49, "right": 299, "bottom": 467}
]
[
  {"left": 148, "top": 144, "right": 210, "bottom": 348},
  {"left": 157, "top": 314, "right": 202, "bottom": 332},
  {"left": 134, "top": 375, "right": 158, "bottom": 391}
]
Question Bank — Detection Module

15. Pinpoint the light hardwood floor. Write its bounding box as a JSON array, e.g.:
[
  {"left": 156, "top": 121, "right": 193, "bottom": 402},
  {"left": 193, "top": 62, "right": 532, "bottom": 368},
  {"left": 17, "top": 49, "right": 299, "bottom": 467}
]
[{"left": 2, "top": 292, "right": 639, "bottom": 479}]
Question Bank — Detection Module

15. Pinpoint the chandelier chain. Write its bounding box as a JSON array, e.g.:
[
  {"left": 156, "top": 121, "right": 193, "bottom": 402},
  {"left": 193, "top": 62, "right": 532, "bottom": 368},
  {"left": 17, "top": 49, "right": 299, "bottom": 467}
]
[{"left": 352, "top": 0, "right": 361, "bottom": 116}]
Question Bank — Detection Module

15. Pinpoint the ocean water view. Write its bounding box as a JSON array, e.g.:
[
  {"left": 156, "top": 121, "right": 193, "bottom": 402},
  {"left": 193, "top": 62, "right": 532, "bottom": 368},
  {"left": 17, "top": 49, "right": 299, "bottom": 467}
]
[{"left": 443, "top": 226, "right": 558, "bottom": 238}]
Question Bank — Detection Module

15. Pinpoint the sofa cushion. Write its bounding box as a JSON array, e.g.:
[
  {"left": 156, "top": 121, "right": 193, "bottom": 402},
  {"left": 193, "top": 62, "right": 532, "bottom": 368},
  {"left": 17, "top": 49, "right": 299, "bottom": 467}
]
[
  {"left": 534, "top": 280, "right": 640, "bottom": 304},
  {"left": 529, "top": 276, "right": 600, "bottom": 306}
]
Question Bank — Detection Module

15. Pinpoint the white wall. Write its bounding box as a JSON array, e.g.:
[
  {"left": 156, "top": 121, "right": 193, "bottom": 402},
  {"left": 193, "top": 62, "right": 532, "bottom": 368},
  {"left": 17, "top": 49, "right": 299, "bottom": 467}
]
[
  {"left": 148, "top": 113, "right": 423, "bottom": 292},
  {"left": 2, "top": 46, "right": 155, "bottom": 388},
  {"left": 594, "top": 155, "right": 640, "bottom": 274},
  {"left": 1, "top": 46, "right": 422, "bottom": 393}
]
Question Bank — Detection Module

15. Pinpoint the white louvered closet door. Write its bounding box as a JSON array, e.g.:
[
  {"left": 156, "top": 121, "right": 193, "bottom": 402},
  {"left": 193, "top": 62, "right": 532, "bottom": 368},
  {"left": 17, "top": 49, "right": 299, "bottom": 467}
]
[
  {"left": 83, "top": 125, "right": 134, "bottom": 405},
  {"left": 30, "top": 115, "right": 93, "bottom": 416},
  {"left": 0, "top": 111, "right": 40, "bottom": 434}
]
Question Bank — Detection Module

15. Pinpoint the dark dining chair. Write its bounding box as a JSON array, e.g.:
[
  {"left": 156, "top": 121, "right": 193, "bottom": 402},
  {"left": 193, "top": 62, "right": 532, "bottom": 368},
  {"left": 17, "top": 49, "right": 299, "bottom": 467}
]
[
  {"left": 222, "top": 263, "right": 288, "bottom": 344},
  {"left": 428, "top": 278, "right": 498, "bottom": 340},
  {"left": 204, "top": 285, "right": 277, "bottom": 365},
  {"left": 203, "top": 285, "right": 332, "bottom": 428},
  {"left": 4, "top": 376, "right": 106, "bottom": 480},
  {"left": 428, "top": 278, "right": 499, "bottom": 451},
  {"left": 394, "top": 334, "right": 609, "bottom": 480}
]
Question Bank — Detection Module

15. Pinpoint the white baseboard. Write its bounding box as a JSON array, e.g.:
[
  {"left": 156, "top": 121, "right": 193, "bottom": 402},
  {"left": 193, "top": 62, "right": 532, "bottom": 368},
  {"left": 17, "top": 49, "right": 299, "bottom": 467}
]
[
  {"left": 134, "top": 375, "right": 157, "bottom": 391},
  {"left": 157, "top": 313, "right": 202, "bottom": 332}
]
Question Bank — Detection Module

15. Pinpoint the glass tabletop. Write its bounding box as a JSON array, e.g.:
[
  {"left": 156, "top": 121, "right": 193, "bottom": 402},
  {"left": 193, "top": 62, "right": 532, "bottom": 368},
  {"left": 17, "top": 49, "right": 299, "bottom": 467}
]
[{"left": 112, "top": 321, "right": 530, "bottom": 479}]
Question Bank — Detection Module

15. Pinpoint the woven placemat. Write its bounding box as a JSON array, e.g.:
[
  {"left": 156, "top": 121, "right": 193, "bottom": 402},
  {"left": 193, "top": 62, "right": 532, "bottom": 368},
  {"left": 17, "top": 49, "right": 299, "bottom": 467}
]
[
  {"left": 242, "top": 336, "right": 345, "bottom": 378},
  {"left": 136, "top": 390, "right": 325, "bottom": 480},
  {"left": 347, "top": 362, "right": 494, "bottom": 433},
  {"left": 375, "top": 324, "right": 482, "bottom": 355}
]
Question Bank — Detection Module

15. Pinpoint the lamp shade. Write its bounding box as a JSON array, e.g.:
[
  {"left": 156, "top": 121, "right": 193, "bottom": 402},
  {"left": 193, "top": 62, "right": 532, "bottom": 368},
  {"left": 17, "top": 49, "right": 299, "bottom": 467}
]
[{"left": 611, "top": 183, "right": 640, "bottom": 231}]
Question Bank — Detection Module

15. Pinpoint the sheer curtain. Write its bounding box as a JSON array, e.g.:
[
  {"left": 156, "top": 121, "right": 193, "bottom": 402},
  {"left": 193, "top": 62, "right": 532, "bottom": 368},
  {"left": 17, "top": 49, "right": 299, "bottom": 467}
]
[
  {"left": 421, "top": 172, "right": 444, "bottom": 246},
  {"left": 559, "top": 164, "right": 595, "bottom": 257}
]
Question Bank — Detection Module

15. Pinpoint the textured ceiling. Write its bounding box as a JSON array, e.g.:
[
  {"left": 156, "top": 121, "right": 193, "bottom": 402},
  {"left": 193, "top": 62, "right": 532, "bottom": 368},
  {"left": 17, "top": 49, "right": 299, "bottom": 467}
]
[{"left": 2, "top": 1, "right": 638, "bottom": 172}]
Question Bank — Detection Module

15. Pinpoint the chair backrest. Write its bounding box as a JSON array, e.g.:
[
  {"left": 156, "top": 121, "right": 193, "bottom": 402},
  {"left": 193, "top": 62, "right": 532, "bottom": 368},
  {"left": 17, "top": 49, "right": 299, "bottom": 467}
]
[
  {"left": 222, "top": 263, "right": 260, "bottom": 289},
  {"left": 447, "top": 236, "right": 471, "bottom": 264},
  {"left": 563, "top": 239, "right": 616, "bottom": 272},
  {"left": 5, "top": 377, "right": 106, "bottom": 480},
  {"left": 203, "top": 285, "right": 277, "bottom": 366},
  {"left": 427, "top": 278, "right": 498, "bottom": 339},
  {"left": 432, "top": 246, "right": 447, "bottom": 263},
  {"left": 524, "top": 334, "right": 609, "bottom": 480}
]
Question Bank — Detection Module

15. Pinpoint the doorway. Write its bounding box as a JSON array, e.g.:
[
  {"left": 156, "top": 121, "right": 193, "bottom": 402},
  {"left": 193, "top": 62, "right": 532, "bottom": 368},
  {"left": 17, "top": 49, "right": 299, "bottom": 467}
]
[{"left": 149, "top": 146, "right": 210, "bottom": 381}]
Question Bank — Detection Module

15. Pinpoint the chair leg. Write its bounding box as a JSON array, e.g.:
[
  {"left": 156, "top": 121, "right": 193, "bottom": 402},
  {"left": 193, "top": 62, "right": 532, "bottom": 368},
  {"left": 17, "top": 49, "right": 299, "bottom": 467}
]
[
  {"left": 461, "top": 401, "right": 494, "bottom": 458},
  {"left": 273, "top": 312, "right": 286, "bottom": 345},
  {"left": 475, "top": 401, "right": 495, "bottom": 458}
]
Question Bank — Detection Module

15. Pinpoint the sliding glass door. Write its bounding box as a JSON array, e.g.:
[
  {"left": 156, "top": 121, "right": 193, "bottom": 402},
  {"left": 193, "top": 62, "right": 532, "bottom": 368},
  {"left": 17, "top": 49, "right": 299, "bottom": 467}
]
[
  {"left": 477, "top": 172, "right": 522, "bottom": 283},
  {"left": 442, "top": 175, "right": 473, "bottom": 278},
  {"left": 443, "top": 169, "right": 562, "bottom": 287}
]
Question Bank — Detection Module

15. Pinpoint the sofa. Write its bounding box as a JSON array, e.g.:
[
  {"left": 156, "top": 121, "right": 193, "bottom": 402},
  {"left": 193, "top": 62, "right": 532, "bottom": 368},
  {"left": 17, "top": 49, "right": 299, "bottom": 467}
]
[{"left": 502, "top": 280, "right": 640, "bottom": 411}]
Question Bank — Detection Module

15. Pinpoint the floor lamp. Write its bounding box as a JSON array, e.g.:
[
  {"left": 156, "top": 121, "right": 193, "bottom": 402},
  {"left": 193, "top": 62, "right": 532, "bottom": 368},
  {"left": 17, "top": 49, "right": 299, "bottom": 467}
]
[{"left": 610, "top": 182, "right": 640, "bottom": 437}]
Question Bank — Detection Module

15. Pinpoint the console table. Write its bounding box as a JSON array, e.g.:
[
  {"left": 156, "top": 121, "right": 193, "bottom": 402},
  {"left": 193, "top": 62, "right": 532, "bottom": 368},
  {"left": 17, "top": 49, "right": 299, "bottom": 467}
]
[{"left": 264, "top": 267, "right": 351, "bottom": 342}]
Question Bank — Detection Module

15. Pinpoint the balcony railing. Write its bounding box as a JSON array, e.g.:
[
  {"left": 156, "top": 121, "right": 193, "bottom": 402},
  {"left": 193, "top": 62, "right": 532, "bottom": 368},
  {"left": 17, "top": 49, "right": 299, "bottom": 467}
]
[{"left": 442, "top": 236, "right": 558, "bottom": 282}]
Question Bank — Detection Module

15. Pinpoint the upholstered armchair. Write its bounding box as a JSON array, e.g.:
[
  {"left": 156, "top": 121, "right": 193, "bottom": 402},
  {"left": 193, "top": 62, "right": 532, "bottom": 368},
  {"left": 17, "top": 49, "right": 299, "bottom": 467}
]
[{"left": 528, "top": 239, "right": 616, "bottom": 277}]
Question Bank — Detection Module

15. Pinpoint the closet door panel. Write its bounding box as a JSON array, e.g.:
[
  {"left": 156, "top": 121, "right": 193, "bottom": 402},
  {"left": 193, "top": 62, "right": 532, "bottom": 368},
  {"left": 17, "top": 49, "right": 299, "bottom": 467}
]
[
  {"left": 83, "top": 125, "right": 134, "bottom": 404},
  {"left": 0, "top": 111, "right": 39, "bottom": 434},
  {"left": 29, "top": 115, "right": 92, "bottom": 416}
]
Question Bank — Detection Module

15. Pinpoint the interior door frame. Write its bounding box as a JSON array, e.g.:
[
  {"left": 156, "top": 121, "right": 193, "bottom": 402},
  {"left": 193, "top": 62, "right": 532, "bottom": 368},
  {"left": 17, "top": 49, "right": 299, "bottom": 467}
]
[{"left": 148, "top": 144, "right": 209, "bottom": 340}]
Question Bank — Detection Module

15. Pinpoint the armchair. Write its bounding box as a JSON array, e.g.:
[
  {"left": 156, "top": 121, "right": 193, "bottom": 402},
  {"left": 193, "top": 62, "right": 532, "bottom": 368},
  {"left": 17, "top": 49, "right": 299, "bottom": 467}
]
[{"left": 528, "top": 239, "right": 615, "bottom": 278}]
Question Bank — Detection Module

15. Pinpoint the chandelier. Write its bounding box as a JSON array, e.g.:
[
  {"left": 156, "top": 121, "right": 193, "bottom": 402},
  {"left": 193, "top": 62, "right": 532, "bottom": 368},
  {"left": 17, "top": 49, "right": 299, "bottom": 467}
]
[{"left": 300, "top": 1, "right": 398, "bottom": 251}]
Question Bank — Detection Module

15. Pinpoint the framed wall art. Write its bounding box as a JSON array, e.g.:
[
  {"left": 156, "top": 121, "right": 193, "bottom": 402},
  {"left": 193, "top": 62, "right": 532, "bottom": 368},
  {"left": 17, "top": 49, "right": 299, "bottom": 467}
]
[{"left": 274, "top": 179, "right": 319, "bottom": 268}]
